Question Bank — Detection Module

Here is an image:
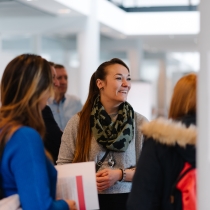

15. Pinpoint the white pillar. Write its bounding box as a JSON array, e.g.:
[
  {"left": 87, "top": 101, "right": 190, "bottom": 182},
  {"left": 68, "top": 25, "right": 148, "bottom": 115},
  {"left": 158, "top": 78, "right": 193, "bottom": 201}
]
[
  {"left": 31, "top": 35, "right": 42, "bottom": 55},
  {"left": 0, "top": 33, "right": 2, "bottom": 53},
  {"left": 63, "top": 49, "right": 72, "bottom": 93},
  {"left": 157, "top": 58, "right": 167, "bottom": 117},
  {"left": 64, "top": 49, "right": 78, "bottom": 96},
  {"left": 0, "top": 34, "right": 3, "bottom": 79},
  {"left": 77, "top": 0, "right": 100, "bottom": 103},
  {"left": 127, "top": 41, "right": 143, "bottom": 80},
  {"left": 63, "top": 49, "right": 71, "bottom": 70},
  {"left": 198, "top": 1, "right": 210, "bottom": 209}
]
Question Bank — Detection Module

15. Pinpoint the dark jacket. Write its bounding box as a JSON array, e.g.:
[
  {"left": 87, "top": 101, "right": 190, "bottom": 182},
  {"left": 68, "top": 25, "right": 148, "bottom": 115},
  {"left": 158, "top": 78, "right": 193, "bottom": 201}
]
[
  {"left": 127, "top": 114, "right": 196, "bottom": 210},
  {"left": 42, "top": 105, "right": 63, "bottom": 164}
]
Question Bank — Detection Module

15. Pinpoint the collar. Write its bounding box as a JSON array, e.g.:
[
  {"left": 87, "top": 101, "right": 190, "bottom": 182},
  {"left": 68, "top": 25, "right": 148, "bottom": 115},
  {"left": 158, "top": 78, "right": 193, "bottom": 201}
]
[
  {"left": 53, "top": 95, "right": 66, "bottom": 104},
  {"left": 141, "top": 117, "right": 196, "bottom": 147}
]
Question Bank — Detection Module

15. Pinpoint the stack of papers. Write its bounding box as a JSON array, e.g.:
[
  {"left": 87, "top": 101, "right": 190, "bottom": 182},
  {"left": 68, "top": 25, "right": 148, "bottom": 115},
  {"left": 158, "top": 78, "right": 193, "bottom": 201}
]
[{"left": 55, "top": 161, "right": 99, "bottom": 210}]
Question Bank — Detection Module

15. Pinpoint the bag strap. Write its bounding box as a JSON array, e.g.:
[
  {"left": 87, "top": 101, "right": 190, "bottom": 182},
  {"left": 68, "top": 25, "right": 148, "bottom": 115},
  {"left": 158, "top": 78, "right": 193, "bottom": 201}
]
[{"left": 96, "top": 150, "right": 110, "bottom": 172}]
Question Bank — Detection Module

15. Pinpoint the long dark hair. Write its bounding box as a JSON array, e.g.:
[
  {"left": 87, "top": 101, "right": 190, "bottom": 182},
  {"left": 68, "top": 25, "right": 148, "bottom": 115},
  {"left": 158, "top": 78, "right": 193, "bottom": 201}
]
[
  {"left": 0, "top": 54, "right": 53, "bottom": 157},
  {"left": 73, "top": 58, "right": 129, "bottom": 162}
]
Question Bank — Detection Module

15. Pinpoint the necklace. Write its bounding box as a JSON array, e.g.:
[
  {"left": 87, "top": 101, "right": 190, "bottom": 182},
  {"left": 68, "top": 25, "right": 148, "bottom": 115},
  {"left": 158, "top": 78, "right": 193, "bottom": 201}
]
[
  {"left": 108, "top": 152, "right": 115, "bottom": 168},
  {"left": 109, "top": 113, "right": 118, "bottom": 123}
]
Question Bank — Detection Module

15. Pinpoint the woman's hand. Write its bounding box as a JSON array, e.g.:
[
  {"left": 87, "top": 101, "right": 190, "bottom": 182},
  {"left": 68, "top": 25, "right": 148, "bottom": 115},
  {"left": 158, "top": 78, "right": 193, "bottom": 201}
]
[
  {"left": 96, "top": 169, "right": 122, "bottom": 191},
  {"left": 65, "top": 200, "right": 77, "bottom": 210}
]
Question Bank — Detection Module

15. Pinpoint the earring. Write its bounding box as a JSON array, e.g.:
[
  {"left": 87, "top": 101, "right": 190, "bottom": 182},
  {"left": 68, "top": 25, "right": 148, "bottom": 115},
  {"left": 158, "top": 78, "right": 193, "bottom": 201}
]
[{"left": 99, "top": 87, "right": 104, "bottom": 90}]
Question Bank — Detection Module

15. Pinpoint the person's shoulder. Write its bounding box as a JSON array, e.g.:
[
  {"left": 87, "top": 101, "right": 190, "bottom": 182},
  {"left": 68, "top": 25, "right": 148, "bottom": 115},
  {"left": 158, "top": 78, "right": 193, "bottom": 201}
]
[
  {"left": 63, "top": 113, "right": 80, "bottom": 133},
  {"left": 69, "top": 113, "right": 79, "bottom": 121},
  {"left": 14, "top": 126, "right": 40, "bottom": 136},
  {"left": 65, "top": 113, "right": 80, "bottom": 127},
  {"left": 66, "top": 94, "right": 81, "bottom": 102},
  {"left": 8, "top": 126, "right": 42, "bottom": 148},
  {"left": 134, "top": 112, "right": 149, "bottom": 125},
  {"left": 42, "top": 105, "right": 52, "bottom": 115},
  {"left": 69, "top": 113, "right": 80, "bottom": 124}
]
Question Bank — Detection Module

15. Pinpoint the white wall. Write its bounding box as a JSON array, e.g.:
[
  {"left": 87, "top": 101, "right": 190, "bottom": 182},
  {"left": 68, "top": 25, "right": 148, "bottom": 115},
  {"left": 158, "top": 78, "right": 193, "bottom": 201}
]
[
  {"left": 127, "top": 81, "right": 152, "bottom": 120},
  {"left": 0, "top": 52, "right": 16, "bottom": 80}
]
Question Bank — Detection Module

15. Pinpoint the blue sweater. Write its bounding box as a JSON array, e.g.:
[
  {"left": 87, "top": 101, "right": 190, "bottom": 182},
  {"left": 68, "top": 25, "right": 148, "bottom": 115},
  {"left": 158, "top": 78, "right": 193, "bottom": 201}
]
[{"left": 0, "top": 127, "right": 69, "bottom": 210}]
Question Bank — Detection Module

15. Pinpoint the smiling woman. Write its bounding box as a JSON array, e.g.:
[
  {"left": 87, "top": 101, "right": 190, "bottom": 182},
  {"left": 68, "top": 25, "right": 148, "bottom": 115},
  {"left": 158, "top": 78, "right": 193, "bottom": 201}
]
[{"left": 57, "top": 58, "right": 148, "bottom": 210}]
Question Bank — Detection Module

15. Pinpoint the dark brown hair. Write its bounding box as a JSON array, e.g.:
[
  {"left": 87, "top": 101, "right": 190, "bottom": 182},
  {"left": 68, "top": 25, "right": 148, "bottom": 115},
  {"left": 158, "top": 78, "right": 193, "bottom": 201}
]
[
  {"left": 54, "top": 64, "right": 65, "bottom": 69},
  {"left": 73, "top": 58, "right": 129, "bottom": 162},
  {"left": 48, "top": 61, "right": 55, "bottom": 67},
  {"left": 168, "top": 73, "right": 196, "bottom": 120}
]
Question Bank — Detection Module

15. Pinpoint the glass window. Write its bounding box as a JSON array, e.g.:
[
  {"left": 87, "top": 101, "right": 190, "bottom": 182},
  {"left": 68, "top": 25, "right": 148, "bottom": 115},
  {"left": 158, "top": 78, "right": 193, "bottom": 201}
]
[{"left": 109, "top": 0, "right": 200, "bottom": 7}]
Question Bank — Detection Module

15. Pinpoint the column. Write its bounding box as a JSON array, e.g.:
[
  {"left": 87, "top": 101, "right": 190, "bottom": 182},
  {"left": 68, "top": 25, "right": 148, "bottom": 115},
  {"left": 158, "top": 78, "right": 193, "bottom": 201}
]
[
  {"left": 0, "top": 33, "right": 2, "bottom": 53},
  {"left": 63, "top": 49, "right": 78, "bottom": 96},
  {"left": 156, "top": 57, "right": 167, "bottom": 117},
  {"left": 127, "top": 41, "right": 143, "bottom": 80},
  {"left": 63, "top": 48, "right": 71, "bottom": 94},
  {"left": 198, "top": 0, "right": 210, "bottom": 209},
  {"left": 77, "top": 0, "right": 100, "bottom": 103},
  {"left": 30, "top": 34, "right": 42, "bottom": 55}
]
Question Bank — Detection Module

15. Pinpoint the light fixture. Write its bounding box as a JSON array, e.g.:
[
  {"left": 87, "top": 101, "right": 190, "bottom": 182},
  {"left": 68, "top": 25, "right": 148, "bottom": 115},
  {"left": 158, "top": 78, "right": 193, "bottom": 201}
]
[
  {"left": 58, "top": 9, "right": 71, "bottom": 14},
  {"left": 101, "top": 27, "right": 112, "bottom": 33}
]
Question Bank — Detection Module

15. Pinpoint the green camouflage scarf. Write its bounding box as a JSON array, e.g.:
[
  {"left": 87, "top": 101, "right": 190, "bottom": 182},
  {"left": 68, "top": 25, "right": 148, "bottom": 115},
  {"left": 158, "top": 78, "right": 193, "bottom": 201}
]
[{"left": 90, "top": 96, "right": 134, "bottom": 152}]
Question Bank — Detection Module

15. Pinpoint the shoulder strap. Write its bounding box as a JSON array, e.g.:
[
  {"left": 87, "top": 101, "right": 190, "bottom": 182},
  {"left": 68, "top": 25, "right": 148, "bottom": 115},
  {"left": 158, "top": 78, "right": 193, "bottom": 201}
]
[
  {"left": 96, "top": 150, "right": 110, "bottom": 172},
  {"left": 173, "top": 163, "right": 194, "bottom": 188},
  {"left": 170, "top": 162, "right": 195, "bottom": 204}
]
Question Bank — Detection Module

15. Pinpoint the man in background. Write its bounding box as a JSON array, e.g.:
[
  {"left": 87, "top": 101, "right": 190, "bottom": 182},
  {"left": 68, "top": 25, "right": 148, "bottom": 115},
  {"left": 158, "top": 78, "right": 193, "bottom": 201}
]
[{"left": 48, "top": 64, "right": 82, "bottom": 131}]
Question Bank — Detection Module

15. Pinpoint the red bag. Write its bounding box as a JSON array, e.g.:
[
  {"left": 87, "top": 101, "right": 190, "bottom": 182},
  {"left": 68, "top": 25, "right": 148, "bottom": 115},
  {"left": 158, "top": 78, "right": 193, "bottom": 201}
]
[{"left": 171, "top": 162, "right": 196, "bottom": 210}]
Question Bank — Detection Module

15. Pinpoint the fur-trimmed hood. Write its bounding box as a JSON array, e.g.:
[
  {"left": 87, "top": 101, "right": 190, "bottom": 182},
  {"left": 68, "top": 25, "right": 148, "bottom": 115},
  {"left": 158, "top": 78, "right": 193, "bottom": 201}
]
[{"left": 141, "top": 117, "right": 196, "bottom": 147}]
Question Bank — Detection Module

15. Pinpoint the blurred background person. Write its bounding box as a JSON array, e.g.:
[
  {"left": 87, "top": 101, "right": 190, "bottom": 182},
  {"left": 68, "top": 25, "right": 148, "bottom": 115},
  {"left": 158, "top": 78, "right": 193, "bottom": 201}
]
[
  {"left": 0, "top": 54, "right": 77, "bottom": 210},
  {"left": 57, "top": 58, "right": 147, "bottom": 210},
  {"left": 127, "top": 73, "right": 196, "bottom": 210},
  {"left": 48, "top": 64, "right": 82, "bottom": 131},
  {"left": 42, "top": 61, "right": 63, "bottom": 164}
]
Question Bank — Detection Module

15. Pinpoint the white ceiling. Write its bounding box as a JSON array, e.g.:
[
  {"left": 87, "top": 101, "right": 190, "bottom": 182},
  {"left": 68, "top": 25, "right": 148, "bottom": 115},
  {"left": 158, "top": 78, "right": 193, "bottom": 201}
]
[
  {"left": 0, "top": 1, "right": 50, "bottom": 17},
  {"left": 0, "top": 0, "right": 199, "bottom": 52}
]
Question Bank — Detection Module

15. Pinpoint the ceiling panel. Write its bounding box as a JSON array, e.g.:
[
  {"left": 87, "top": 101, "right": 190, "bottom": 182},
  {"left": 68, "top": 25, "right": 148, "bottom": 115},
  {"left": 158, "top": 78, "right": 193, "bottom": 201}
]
[{"left": 0, "top": 1, "right": 51, "bottom": 17}]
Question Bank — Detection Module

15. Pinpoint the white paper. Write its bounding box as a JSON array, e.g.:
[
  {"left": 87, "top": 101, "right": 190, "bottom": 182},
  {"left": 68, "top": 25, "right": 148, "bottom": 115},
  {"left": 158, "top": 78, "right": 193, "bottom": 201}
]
[{"left": 55, "top": 161, "right": 99, "bottom": 210}]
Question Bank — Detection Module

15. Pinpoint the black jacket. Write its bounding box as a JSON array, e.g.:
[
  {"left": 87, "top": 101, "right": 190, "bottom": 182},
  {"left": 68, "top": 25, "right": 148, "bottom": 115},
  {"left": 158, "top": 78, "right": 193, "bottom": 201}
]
[
  {"left": 127, "top": 114, "right": 196, "bottom": 210},
  {"left": 42, "top": 105, "right": 63, "bottom": 164}
]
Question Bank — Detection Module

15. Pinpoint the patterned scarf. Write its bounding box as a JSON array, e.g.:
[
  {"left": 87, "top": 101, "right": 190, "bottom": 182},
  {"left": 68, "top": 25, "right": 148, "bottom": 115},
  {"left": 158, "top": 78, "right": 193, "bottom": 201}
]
[{"left": 90, "top": 96, "right": 134, "bottom": 152}]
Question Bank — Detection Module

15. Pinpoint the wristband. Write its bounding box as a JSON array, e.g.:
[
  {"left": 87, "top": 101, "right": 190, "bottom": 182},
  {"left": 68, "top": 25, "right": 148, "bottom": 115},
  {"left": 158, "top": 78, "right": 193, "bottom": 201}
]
[{"left": 119, "top": 168, "right": 126, "bottom": 182}]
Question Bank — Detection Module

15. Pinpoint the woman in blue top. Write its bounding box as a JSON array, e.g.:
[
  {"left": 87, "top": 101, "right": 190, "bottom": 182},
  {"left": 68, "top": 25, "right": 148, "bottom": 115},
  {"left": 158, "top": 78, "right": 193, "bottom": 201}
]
[{"left": 0, "top": 54, "right": 77, "bottom": 210}]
